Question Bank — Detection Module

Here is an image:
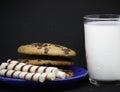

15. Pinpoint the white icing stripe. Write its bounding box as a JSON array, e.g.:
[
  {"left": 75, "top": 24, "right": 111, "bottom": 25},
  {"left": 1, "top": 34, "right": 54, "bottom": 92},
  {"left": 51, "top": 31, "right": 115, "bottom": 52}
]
[
  {"left": 47, "top": 73, "right": 56, "bottom": 80},
  {"left": 13, "top": 63, "right": 56, "bottom": 74},
  {"left": 22, "top": 65, "right": 32, "bottom": 72},
  {"left": 15, "top": 64, "right": 23, "bottom": 71},
  {"left": 56, "top": 71, "right": 66, "bottom": 79},
  {"left": 6, "top": 59, "right": 12, "bottom": 63},
  {"left": 32, "top": 73, "right": 41, "bottom": 81},
  {"left": 46, "top": 67, "right": 53, "bottom": 73},
  {"left": 37, "top": 66, "right": 46, "bottom": 73},
  {"left": 13, "top": 71, "right": 21, "bottom": 78},
  {"left": 0, "top": 69, "right": 60, "bottom": 82},
  {"left": 0, "top": 66, "right": 3, "bottom": 70},
  {"left": 7, "top": 64, "right": 15, "bottom": 70},
  {"left": 39, "top": 73, "right": 46, "bottom": 82},
  {"left": 30, "top": 66, "right": 38, "bottom": 73},
  {"left": 0, "top": 69, "right": 7, "bottom": 76},
  {"left": 7, "top": 59, "right": 26, "bottom": 65},
  {"left": 6, "top": 70, "right": 14, "bottom": 77},
  {"left": 0, "top": 63, "right": 8, "bottom": 69},
  {"left": 1, "top": 62, "right": 61, "bottom": 74},
  {"left": 25, "top": 73, "right": 34, "bottom": 80},
  {"left": 19, "top": 72, "right": 28, "bottom": 79}
]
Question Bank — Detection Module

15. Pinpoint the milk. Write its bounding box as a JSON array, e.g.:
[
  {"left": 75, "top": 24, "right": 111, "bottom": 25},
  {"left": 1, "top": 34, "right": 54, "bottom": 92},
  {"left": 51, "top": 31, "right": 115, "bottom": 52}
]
[{"left": 84, "top": 21, "right": 120, "bottom": 81}]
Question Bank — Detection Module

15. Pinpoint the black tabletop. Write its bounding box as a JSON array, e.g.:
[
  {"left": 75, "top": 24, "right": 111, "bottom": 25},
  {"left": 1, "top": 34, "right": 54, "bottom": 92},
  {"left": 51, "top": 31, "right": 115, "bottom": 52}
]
[{"left": 0, "top": 77, "right": 120, "bottom": 92}]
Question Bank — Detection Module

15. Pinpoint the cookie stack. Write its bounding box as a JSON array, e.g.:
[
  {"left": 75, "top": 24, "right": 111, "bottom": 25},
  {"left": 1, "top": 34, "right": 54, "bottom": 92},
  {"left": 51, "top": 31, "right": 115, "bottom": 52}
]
[
  {"left": 17, "top": 43, "right": 76, "bottom": 66},
  {"left": 17, "top": 43, "right": 76, "bottom": 78},
  {"left": 0, "top": 43, "right": 77, "bottom": 82}
]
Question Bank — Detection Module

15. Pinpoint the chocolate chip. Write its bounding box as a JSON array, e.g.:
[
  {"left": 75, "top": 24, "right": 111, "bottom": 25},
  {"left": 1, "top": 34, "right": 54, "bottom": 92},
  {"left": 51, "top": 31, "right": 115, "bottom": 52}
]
[
  {"left": 62, "top": 48, "right": 71, "bottom": 54},
  {"left": 38, "top": 59, "right": 41, "bottom": 61},
  {"left": 44, "top": 48, "right": 49, "bottom": 54},
  {"left": 32, "top": 43, "right": 49, "bottom": 49},
  {"left": 22, "top": 59, "right": 29, "bottom": 63}
]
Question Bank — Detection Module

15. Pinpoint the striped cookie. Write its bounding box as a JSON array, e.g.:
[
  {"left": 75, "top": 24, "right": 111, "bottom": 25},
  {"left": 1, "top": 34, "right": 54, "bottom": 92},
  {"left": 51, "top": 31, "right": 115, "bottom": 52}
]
[{"left": 17, "top": 43, "right": 76, "bottom": 56}]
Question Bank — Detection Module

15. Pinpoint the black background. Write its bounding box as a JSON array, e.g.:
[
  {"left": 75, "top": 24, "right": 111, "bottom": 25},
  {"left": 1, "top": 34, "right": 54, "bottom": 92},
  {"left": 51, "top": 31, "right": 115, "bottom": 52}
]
[
  {"left": 0, "top": 0, "right": 120, "bottom": 67},
  {"left": 0, "top": 0, "right": 120, "bottom": 92}
]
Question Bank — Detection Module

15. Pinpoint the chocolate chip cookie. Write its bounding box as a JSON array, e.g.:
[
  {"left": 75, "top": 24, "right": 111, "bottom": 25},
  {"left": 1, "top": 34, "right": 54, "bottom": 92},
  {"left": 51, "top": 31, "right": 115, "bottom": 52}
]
[
  {"left": 18, "top": 43, "right": 76, "bottom": 56},
  {"left": 18, "top": 59, "right": 74, "bottom": 66}
]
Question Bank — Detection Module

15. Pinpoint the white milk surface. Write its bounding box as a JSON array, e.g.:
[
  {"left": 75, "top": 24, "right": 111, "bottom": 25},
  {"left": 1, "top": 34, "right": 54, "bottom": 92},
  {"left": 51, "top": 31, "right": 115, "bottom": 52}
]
[{"left": 85, "top": 21, "right": 120, "bottom": 81}]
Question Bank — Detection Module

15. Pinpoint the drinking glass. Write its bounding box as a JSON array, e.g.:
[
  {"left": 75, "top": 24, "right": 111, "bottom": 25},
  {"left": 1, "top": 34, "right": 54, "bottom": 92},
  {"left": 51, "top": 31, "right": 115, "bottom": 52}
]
[{"left": 84, "top": 14, "right": 120, "bottom": 85}]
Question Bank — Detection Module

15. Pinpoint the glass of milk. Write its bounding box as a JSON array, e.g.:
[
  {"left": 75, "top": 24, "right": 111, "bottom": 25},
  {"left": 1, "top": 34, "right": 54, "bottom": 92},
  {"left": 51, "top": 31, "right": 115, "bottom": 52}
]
[{"left": 84, "top": 14, "right": 120, "bottom": 85}]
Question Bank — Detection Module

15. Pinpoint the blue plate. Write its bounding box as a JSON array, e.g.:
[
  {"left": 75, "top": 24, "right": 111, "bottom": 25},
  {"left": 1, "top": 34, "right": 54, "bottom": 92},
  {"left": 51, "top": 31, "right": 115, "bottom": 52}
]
[{"left": 0, "top": 66, "right": 88, "bottom": 86}]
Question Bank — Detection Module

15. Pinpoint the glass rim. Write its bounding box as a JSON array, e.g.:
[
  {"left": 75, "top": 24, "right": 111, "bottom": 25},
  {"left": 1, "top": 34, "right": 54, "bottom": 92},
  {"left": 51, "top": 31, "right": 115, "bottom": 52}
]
[{"left": 84, "top": 14, "right": 120, "bottom": 21}]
